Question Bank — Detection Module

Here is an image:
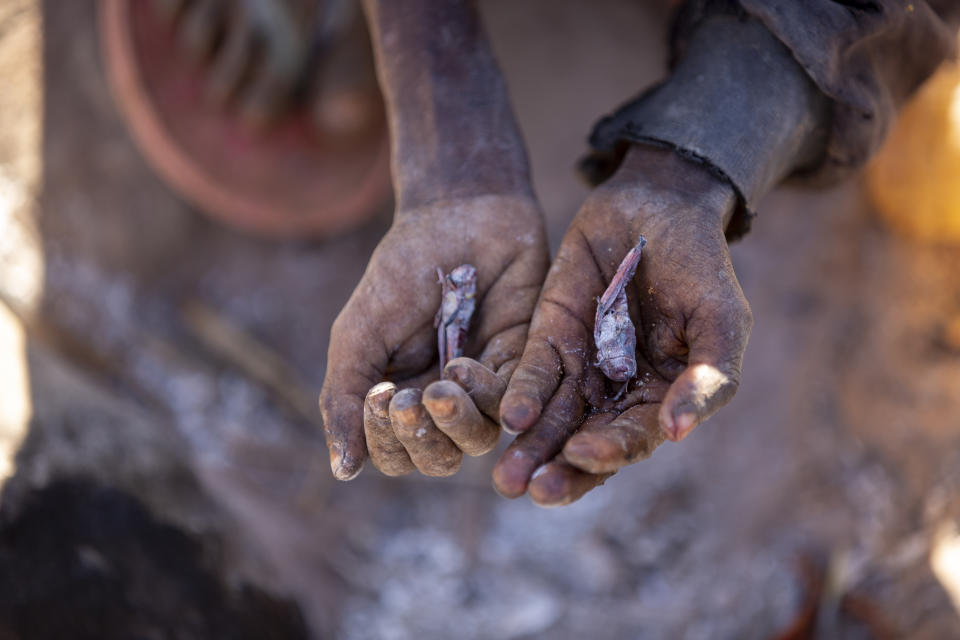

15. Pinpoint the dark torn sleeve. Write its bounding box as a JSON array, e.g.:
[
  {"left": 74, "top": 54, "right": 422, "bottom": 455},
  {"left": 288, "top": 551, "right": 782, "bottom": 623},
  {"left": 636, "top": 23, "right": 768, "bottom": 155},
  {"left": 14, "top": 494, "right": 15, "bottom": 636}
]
[
  {"left": 734, "top": 0, "right": 959, "bottom": 178},
  {"left": 583, "top": 0, "right": 960, "bottom": 241}
]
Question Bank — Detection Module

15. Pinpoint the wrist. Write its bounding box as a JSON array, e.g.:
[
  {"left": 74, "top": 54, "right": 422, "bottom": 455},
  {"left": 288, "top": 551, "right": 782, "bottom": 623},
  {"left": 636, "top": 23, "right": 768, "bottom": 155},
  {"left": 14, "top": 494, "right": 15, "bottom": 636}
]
[
  {"left": 390, "top": 144, "right": 534, "bottom": 213},
  {"left": 393, "top": 192, "right": 541, "bottom": 227},
  {"left": 606, "top": 144, "right": 737, "bottom": 232}
]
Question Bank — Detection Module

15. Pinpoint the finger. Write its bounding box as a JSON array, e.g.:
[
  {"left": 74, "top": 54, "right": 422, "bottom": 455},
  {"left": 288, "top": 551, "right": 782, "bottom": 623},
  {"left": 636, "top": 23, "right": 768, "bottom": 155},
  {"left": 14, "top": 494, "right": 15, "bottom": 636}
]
[
  {"left": 659, "top": 300, "right": 753, "bottom": 441},
  {"left": 177, "top": 0, "right": 224, "bottom": 61},
  {"left": 496, "top": 359, "right": 519, "bottom": 384},
  {"left": 363, "top": 382, "right": 415, "bottom": 476},
  {"left": 422, "top": 381, "right": 500, "bottom": 456},
  {"left": 206, "top": 11, "right": 254, "bottom": 106},
  {"left": 528, "top": 456, "right": 613, "bottom": 508},
  {"left": 318, "top": 306, "right": 388, "bottom": 481},
  {"left": 443, "top": 357, "right": 506, "bottom": 420},
  {"left": 151, "top": 0, "right": 188, "bottom": 25},
  {"left": 499, "top": 338, "right": 562, "bottom": 435},
  {"left": 492, "top": 377, "right": 584, "bottom": 498},
  {"left": 468, "top": 250, "right": 544, "bottom": 360},
  {"left": 476, "top": 323, "right": 528, "bottom": 375},
  {"left": 469, "top": 241, "right": 544, "bottom": 347},
  {"left": 563, "top": 404, "right": 665, "bottom": 474},
  {"left": 389, "top": 389, "right": 462, "bottom": 477},
  {"left": 392, "top": 369, "right": 440, "bottom": 393},
  {"left": 498, "top": 231, "right": 601, "bottom": 434},
  {"left": 238, "top": 20, "right": 301, "bottom": 127}
]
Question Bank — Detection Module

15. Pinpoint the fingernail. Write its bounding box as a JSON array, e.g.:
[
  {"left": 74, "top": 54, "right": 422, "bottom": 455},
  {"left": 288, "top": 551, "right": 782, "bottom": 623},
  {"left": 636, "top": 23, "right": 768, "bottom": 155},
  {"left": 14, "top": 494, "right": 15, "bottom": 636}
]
[
  {"left": 367, "top": 382, "right": 397, "bottom": 419},
  {"left": 429, "top": 398, "right": 459, "bottom": 420},
  {"left": 671, "top": 413, "right": 698, "bottom": 441},
  {"left": 531, "top": 498, "right": 564, "bottom": 509},
  {"left": 443, "top": 360, "right": 472, "bottom": 386},
  {"left": 329, "top": 446, "right": 344, "bottom": 476},
  {"left": 329, "top": 446, "right": 362, "bottom": 481},
  {"left": 501, "top": 399, "right": 539, "bottom": 435},
  {"left": 528, "top": 465, "right": 567, "bottom": 508},
  {"left": 492, "top": 450, "right": 534, "bottom": 498},
  {"left": 422, "top": 383, "right": 460, "bottom": 420}
]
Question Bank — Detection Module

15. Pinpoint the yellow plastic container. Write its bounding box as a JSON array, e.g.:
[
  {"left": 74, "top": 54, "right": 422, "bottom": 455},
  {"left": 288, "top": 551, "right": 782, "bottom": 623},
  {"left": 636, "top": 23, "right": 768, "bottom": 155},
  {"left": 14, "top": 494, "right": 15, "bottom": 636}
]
[{"left": 867, "top": 60, "right": 960, "bottom": 245}]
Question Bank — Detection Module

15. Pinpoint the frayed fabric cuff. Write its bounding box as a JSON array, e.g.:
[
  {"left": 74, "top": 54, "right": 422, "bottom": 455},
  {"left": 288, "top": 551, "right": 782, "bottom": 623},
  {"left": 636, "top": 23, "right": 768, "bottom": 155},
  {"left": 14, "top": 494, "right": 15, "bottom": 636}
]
[{"left": 581, "top": 14, "right": 829, "bottom": 241}]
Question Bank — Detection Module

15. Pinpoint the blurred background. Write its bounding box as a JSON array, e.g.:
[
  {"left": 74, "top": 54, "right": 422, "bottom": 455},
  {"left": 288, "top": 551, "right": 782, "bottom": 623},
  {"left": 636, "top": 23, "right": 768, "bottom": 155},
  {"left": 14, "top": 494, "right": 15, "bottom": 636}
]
[{"left": 1, "top": 0, "right": 960, "bottom": 638}]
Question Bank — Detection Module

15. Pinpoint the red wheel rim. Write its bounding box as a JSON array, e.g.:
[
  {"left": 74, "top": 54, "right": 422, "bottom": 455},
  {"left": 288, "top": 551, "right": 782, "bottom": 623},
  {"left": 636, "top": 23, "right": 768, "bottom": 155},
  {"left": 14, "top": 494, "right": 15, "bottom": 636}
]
[{"left": 99, "top": 0, "right": 392, "bottom": 239}]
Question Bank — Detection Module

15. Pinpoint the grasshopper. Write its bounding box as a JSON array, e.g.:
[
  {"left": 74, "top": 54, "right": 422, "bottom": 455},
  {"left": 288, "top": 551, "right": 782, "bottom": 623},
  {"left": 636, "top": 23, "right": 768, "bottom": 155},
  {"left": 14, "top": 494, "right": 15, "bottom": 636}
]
[
  {"left": 594, "top": 237, "right": 646, "bottom": 395},
  {"left": 435, "top": 264, "right": 478, "bottom": 373}
]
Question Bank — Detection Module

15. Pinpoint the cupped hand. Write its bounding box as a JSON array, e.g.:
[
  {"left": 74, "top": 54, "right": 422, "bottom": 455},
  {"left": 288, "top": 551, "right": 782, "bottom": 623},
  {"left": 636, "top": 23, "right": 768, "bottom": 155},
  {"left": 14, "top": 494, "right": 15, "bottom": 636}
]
[
  {"left": 319, "top": 195, "right": 548, "bottom": 480},
  {"left": 492, "top": 145, "right": 753, "bottom": 506}
]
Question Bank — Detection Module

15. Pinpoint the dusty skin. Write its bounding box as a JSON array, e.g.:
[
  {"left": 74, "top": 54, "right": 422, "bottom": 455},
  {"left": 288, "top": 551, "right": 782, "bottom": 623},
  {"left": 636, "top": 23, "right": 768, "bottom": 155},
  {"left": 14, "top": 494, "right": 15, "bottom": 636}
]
[
  {"left": 320, "top": 0, "right": 749, "bottom": 506},
  {"left": 493, "top": 145, "right": 754, "bottom": 505},
  {"left": 318, "top": 195, "right": 548, "bottom": 480},
  {"left": 327, "top": 144, "right": 754, "bottom": 505}
]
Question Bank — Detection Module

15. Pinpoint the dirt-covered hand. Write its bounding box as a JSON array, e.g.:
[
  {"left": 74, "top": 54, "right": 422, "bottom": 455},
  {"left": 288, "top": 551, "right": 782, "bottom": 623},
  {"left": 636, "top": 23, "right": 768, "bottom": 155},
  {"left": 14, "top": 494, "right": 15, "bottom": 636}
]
[
  {"left": 492, "top": 145, "right": 753, "bottom": 506},
  {"left": 319, "top": 195, "right": 548, "bottom": 480}
]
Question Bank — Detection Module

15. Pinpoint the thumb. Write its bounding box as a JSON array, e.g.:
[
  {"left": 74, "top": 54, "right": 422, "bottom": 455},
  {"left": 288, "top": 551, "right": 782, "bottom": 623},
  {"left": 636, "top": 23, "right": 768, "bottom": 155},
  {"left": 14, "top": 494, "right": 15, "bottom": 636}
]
[
  {"left": 318, "top": 304, "right": 387, "bottom": 480},
  {"left": 659, "top": 299, "right": 752, "bottom": 441}
]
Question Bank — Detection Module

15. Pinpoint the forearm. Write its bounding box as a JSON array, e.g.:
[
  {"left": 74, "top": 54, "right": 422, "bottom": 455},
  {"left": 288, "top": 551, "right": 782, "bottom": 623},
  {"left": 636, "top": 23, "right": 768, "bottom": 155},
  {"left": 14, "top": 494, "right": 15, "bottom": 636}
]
[
  {"left": 362, "top": 0, "right": 531, "bottom": 210},
  {"left": 618, "top": 16, "right": 829, "bottom": 205},
  {"left": 738, "top": 0, "right": 959, "bottom": 172}
]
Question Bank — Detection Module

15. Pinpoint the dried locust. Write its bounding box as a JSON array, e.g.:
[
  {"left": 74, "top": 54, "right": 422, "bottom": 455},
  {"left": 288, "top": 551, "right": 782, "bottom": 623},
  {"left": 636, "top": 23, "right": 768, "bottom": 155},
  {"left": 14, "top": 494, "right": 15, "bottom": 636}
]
[
  {"left": 594, "top": 237, "right": 646, "bottom": 394},
  {"left": 435, "top": 264, "right": 478, "bottom": 372}
]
